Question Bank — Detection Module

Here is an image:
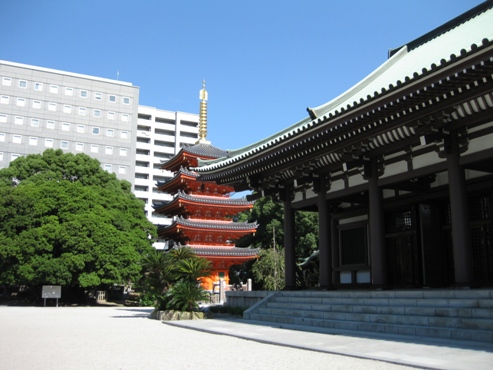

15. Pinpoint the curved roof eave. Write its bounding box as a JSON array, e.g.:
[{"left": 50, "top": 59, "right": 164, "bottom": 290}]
[{"left": 192, "top": 4, "right": 493, "bottom": 175}]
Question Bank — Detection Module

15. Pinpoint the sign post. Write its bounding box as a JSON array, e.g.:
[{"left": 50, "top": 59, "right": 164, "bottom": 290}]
[{"left": 41, "top": 285, "right": 61, "bottom": 307}]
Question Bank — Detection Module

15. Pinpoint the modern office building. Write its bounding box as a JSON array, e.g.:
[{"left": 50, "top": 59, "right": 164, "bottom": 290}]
[
  {"left": 0, "top": 60, "right": 139, "bottom": 184},
  {"left": 0, "top": 60, "right": 200, "bottom": 245}
]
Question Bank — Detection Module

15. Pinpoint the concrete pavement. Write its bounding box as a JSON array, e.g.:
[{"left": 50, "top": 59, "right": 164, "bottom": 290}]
[
  {"left": 1, "top": 305, "right": 492, "bottom": 369},
  {"left": 167, "top": 314, "right": 493, "bottom": 370},
  {"left": 0, "top": 306, "right": 411, "bottom": 370}
]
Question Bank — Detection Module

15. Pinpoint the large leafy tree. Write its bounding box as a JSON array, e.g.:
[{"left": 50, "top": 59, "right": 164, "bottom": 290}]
[
  {"left": 236, "top": 195, "right": 319, "bottom": 289},
  {"left": 0, "top": 149, "right": 156, "bottom": 293},
  {"left": 237, "top": 196, "right": 319, "bottom": 257}
]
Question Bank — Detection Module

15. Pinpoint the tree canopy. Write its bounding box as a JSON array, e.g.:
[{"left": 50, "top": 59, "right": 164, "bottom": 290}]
[
  {"left": 0, "top": 149, "right": 156, "bottom": 291},
  {"left": 237, "top": 196, "right": 319, "bottom": 257},
  {"left": 236, "top": 195, "right": 319, "bottom": 289}
]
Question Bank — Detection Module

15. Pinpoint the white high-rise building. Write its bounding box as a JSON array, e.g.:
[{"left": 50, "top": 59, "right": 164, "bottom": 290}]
[
  {"left": 0, "top": 60, "right": 199, "bottom": 244},
  {"left": 135, "top": 105, "right": 199, "bottom": 249}
]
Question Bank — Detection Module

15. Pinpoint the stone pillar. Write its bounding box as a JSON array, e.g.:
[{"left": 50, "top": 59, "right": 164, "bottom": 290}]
[
  {"left": 368, "top": 156, "right": 387, "bottom": 287},
  {"left": 317, "top": 175, "right": 332, "bottom": 289},
  {"left": 283, "top": 184, "right": 296, "bottom": 290},
  {"left": 446, "top": 131, "right": 473, "bottom": 285}
]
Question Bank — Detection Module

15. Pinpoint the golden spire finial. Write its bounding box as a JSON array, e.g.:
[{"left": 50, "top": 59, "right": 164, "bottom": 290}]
[{"left": 197, "top": 80, "right": 210, "bottom": 144}]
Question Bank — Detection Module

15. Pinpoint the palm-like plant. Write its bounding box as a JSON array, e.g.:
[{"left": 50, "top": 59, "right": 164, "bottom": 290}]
[
  {"left": 165, "top": 280, "right": 210, "bottom": 313},
  {"left": 141, "top": 247, "right": 212, "bottom": 312},
  {"left": 178, "top": 257, "right": 212, "bottom": 282}
]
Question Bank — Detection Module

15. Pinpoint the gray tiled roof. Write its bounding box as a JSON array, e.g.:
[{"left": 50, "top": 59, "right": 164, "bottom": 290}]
[
  {"left": 172, "top": 243, "right": 259, "bottom": 257},
  {"left": 193, "top": 3, "right": 493, "bottom": 174},
  {"left": 174, "top": 190, "right": 254, "bottom": 206},
  {"left": 183, "top": 143, "right": 230, "bottom": 159},
  {"left": 158, "top": 217, "right": 258, "bottom": 232}
]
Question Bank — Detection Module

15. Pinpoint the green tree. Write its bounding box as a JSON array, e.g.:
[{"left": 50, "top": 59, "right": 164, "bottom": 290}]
[
  {"left": 235, "top": 195, "right": 319, "bottom": 289},
  {"left": 251, "top": 247, "right": 285, "bottom": 291},
  {"left": 140, "top": 247, "right": 212, "bottom": 311},
  {"left": 0, "top": 150, "right": 156, "bottom": 297}
]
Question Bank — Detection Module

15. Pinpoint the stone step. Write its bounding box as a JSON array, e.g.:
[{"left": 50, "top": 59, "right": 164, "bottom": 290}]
[
  {"left": 276, "top": 289, "right": 493, "bottom": 300},
  {"left": 265, "top": 302, "right": 493, "bottom": 318},
  {"left": 257, "top": 306, "right": 493, "bottom": 329},
  {"left": 247, "top": 312, "right": 493, "bottom": 343},
  {"left": 244, "top": 290, "right": 493, "bottom": 344},
  {"left": 272, "top": 296, "right": 493, "bottom": 308}
]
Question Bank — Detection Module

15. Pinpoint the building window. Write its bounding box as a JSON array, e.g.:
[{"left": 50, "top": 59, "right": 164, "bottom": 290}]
[
  {"left": 1, "top": 95, "right": 10, "bottom": 104},
  {"left": 119, "top": 148, "right": 127, "bottom": 156},
  {"left": 14, "top": 116, "right": 23, "bottom": 125},
  {"left": 18, "top": 80, "right": 27, "bottom": 88},
  {"left": 29, "top": 137, "right": 38, "bottom": 146},
  {"left": 103, "top": 164, "right": 112, "bottom": 172},
  {"left": 0, "top": 133, "right": 5, "bottom": 141},
  {"left": 77, "top": 125, "right": 85, "bottom": 133},
  {"left": 31, "top": 118, "right": 40, "bottom": 127},
  {"left": 16, "top": 98, "right": 26, "bottom": 107},
  {"left": 63, "top": 105, "right": 72, "bottom": 114},
  {"left": 121, "top": 131, "right": 128, "bottom": 139},
  {"left": 105, "top": 146, "right": 113, "bottom": 155},
  {"left": 32, "top": 100, "right": 41, "bottom": 109},
  {"left": 92, "top": 127, "right": 100, "bottom": 135},
  {"left": 119, "top": 166, "right": 126, "bottom": 174},
  {"left": 60, "top": 141, "right": 69, "bottom": 149},
  {"left": 45, "top": 138, "right": 54, "bottom": 148},
  {"left": 62, "top": 122, "right": 70, "bottom": 131},
  {"left": 78, "top": 107, "right": 87, "bottom": 116},
  {"left": 76, "top": 142, "right": 84, "bottom": 151},
  {"left": 80, "top": 90, "right": 88, "bottom": 98},
  {"left": 65, "top": 87, "right": 73, "bottom": 96},
  {"left": 91, "top": 144, "right": 99, "bottom": 153},
  {"left": 11, "top": 154, "right": 20, "bottom": 161},
  {"left": 48, "top": 102, "right": 57, "bottom": 111},
  {"left": 13, "top": 135, "right": 22, "bottom": 144},
  {"left": 0, "top": 152, "right": 3, "bottom": 161},
  {"left": 121, "top": 114, "right": 129, "bottom": 122},
  {"left": 34, "top": 82, "right": 43, "bottom": 91},
  {"left": 122, "top": 97, "right": 130, "bottom": 105},
  {"left": 49, "top": 85, "right": 58, "bottom": 93},
  {"left": 0, "top": 114, "right": 7, "bottom": 123},
  {"left": 46, "top": 120, "right": 55, "bottom": 129},
  {"left": 2, "top": 77, "right": 12, "bottom": 86},
  {"left": 93, "top": 109, "right": 101, "bottom": 117},
  {"left": 107, "top": 111, "right": 115, "bottom": 120},
  {"left": 108, "top": 95, "right": 117, "bottom": 103},
  {"left": 106, "top": 129, "right": 114, "bottom": 137},
  {"left": 94, "top": 92, "right": 102, "bottom": 101}
]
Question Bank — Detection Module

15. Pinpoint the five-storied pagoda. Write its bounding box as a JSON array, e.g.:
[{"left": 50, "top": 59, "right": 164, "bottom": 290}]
[{"left": 154, "top": 82, "right": 259, "bottom": 290}]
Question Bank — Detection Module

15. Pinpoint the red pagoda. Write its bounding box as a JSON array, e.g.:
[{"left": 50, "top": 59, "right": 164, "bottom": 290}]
[{"left": 154, "top": 82, "right": 259, "bottom": 290}]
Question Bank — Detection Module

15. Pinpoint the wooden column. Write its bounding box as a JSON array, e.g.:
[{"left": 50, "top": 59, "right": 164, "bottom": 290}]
[
  {"left": 283, "top": 184, "right": 297, "bottom": 290},
  {"left": 317, "top": 175, "right": 332, "bottom": 289},
  {"left": 446, "top": 131, "right": 473, "bottom": 285},
  {"left": 331, "top": 215, "right": 340, "bottom": 285},
  {"left": 368, "top": 156, "right": 387, "bottom": 287}
]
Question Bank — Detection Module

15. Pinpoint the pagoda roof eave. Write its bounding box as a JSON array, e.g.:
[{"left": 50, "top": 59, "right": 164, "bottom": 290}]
[
  {"left": 156, "top": 167, "right": 198, "bottom": 193},
  {"left": 157, "top": 218, "right": 258, "bottom": 234},
  {"left": 175, "top": 244, "right": 260, "bottom": 258}
]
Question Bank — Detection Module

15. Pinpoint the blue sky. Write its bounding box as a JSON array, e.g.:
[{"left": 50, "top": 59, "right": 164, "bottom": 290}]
[{"left": 1, "top": 0, "right": 484, "bottom": 151}]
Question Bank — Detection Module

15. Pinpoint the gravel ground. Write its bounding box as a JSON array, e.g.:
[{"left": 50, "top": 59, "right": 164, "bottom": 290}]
[{"left": 0, "top": 306, "right": 413, "bottom": 370}]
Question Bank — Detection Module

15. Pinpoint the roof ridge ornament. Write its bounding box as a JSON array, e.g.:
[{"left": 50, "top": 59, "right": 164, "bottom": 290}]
[{"left": 196, "top": 80, "right": 211, "bottom": 144}]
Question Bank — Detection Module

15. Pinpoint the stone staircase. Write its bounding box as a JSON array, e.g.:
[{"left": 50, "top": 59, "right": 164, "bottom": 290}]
[{"left": 243, "top": 289, "right": 493, "bottom": 343}]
